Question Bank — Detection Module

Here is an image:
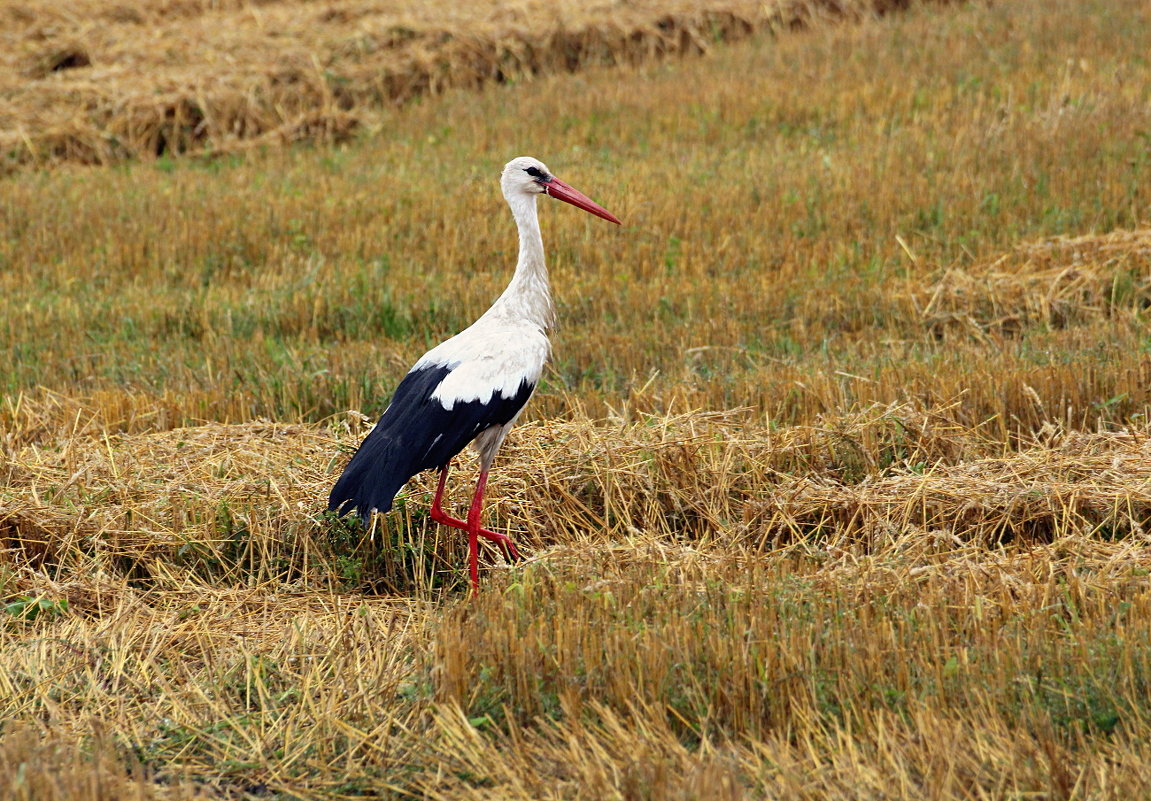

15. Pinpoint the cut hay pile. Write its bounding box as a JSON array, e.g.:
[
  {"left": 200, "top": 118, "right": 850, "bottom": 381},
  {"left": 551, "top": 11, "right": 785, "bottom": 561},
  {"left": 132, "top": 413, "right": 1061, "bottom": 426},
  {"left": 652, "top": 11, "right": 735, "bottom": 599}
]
[
  {"left": 912, "top": 228, "right": 1151, "bottom": 337},
  {"left": 4, "top": 399, "right": 1150, "bottom": 598},
  {"left": 1, "top": 0, "right": 950, "bottom": 172}
]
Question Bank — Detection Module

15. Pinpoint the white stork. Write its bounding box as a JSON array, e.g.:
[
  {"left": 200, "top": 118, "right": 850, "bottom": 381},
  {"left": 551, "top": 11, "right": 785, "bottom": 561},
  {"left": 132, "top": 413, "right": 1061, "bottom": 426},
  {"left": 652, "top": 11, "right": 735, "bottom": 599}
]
[{"left": 329, "top": 156, "right": 620, "bottom": 590}]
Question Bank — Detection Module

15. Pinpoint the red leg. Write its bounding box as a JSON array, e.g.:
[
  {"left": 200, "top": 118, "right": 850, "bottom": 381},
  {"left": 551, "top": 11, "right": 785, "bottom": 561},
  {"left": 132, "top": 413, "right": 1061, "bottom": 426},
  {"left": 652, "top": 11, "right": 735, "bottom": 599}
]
[
  {"left": 428, "top": 465, "right": 520, "bottom": 567},
  {"left": 429, "top": 466, "right": 461, "bottom": 526},
  {"left": 465, "top": 470, "right": 489, "bottom": 592}
]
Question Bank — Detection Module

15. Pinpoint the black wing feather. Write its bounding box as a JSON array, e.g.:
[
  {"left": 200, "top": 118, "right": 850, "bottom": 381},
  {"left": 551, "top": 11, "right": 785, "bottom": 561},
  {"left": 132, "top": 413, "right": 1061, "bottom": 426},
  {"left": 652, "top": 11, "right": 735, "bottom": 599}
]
[{"left": 328, "top": 364, "right": 535, "bottom": 524}]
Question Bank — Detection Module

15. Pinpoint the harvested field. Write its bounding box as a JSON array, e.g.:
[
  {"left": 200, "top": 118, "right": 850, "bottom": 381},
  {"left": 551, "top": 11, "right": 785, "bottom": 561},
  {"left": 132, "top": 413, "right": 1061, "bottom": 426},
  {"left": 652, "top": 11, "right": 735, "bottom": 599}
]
[
  {"left": 5, "top": 407, "right": 1151, "bottom": 798},
  {"left": 0, "top": 0, "right": 948, "bottom": 173},
  {"left": 4, "top": 0, "right": 1151, "bottom": 798}
]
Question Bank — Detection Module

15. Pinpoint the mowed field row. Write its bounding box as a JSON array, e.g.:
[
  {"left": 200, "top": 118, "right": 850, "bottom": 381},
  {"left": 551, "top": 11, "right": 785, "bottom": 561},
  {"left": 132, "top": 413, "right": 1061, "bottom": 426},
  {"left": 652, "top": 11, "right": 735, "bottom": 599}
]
[
  {"left": 3, "top": 0, "right": 1151, "bottom": 798},
  {"left": 1, "top": 0, "right": 949, "bottom": 173}
]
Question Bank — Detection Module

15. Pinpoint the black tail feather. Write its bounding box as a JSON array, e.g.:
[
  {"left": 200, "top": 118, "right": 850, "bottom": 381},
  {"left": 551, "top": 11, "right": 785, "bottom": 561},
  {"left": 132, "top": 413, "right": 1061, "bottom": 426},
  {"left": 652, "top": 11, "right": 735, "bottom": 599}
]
[{"left": 328, "top": 429, "right": 413, "bottom": 526}]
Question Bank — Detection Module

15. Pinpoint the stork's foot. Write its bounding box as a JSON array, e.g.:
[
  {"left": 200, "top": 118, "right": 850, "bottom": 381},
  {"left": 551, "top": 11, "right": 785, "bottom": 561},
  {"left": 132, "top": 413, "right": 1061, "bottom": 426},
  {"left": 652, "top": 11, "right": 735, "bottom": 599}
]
[
  {"left": 482, "top": 529, "right": 521, "bottom": 563},
  {"left": 430, "top": 506, "right": 521, "bottom": 562}
]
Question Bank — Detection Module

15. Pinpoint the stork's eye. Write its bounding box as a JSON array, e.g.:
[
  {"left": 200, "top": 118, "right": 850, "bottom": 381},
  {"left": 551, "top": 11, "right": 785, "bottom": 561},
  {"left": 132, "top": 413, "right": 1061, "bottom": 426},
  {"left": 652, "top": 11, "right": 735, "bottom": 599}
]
[{"left": 524, "top": 166, "right": 549, "bottom": 181}]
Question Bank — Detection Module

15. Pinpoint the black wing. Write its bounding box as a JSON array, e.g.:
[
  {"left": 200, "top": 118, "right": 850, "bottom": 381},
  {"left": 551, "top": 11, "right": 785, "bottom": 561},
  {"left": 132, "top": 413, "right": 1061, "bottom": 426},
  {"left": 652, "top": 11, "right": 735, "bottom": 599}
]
[{"left": 328, "top": 363, "right": 535, "bottom": 524}]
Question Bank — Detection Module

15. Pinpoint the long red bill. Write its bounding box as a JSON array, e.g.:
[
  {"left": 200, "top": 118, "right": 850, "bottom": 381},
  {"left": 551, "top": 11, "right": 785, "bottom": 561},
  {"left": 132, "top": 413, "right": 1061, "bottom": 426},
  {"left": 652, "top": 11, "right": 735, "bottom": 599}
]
[{"left": 543, "top": 178, "right": 622, "bottom": 225}]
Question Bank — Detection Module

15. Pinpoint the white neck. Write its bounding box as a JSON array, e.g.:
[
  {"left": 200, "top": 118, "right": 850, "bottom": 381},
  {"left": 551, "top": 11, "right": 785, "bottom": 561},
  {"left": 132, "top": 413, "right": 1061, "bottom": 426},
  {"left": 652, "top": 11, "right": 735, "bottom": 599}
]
[{"left": 483, "top": 191, "right": 555, "bottom": 331}]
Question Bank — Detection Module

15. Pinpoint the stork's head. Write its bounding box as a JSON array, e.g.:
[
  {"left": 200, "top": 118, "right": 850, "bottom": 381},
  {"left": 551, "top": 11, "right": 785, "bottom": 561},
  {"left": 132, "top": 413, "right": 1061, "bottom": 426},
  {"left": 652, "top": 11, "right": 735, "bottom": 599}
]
[{"left": 501, "top": 156, "right": 621, "bottom": 225}]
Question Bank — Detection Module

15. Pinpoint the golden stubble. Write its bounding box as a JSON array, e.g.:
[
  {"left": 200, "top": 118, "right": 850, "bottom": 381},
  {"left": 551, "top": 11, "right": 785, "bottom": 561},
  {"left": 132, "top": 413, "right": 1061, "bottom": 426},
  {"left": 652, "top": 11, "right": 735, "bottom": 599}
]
[{"left": 3, "top": 0, "right": 1151, "bottom": 797}]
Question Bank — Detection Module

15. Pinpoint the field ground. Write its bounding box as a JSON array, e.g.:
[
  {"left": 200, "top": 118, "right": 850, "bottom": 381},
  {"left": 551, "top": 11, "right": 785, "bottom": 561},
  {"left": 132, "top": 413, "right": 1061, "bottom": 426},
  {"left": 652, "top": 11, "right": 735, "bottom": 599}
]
[{"left": 3, "top": 0, "right": 1151, "bottom": 798}]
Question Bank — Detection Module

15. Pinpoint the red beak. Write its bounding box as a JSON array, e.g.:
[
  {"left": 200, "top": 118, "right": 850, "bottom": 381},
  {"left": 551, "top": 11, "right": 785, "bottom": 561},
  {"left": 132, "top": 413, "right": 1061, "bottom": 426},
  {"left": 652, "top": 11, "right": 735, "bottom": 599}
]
[{"left": 542, "top": 177, "right": 621, "bottom": 225}]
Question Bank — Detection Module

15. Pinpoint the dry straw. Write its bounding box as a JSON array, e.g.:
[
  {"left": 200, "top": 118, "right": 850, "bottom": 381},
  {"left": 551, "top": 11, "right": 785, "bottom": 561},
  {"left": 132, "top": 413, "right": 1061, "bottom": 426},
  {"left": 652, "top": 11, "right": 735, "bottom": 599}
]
[
  {"left": 1, "top": 0, "right": 952, "bottom": 173},
  {"left": 4, "top": 393, "right": 1151, "bottom": 596},
  {"left": 4, "top": 392, "right": 1151, "bottom": 797},
  {"left": 3, "top": 0, "right": 1151, "bottom": 796}
]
